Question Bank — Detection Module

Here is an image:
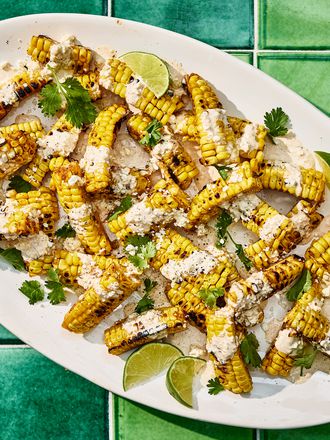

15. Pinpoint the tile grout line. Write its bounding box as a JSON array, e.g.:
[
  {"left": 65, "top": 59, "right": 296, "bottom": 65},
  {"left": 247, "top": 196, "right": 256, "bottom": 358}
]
[
  {"left": 0, "top": 344, "right": 29, "bottom": 348},
  {"left": 253, "top": 0, "right": 258, "bottom": 66},
  {"left": 222, "top": 49, "right": 330, "bottom": 53},
  {"left": 107, "top": 0, "right": 112, "bottom": 17},
  {"left": 108, "top": 392, "right": 115, "bottom": 440}
]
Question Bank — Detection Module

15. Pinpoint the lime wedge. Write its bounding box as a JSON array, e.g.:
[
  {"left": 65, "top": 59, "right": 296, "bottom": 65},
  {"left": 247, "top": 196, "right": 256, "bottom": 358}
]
[
  {"left": 166, "top": 356, "right": 206, "bottom": 408},
  {"left": 315, "top": 151, "right": 330, "bottom": 188},
  {"left": 123, "top": 342, "right": 183, "bottom": 391},
  {"left": 119, "top": 51, "right": 169, "bottom": 98}
]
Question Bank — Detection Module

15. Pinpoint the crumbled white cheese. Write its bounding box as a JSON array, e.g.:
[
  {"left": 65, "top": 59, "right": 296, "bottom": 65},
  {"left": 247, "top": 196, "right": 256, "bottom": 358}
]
[
  {"left": 271, "top": 131, "right": 315, "bottom": 169},
  {"left": 48, "top": 36, "right": 76, "bottom": 70},
  {"left": 112, "top": 167, "right": 137, "bottom": 196},
  {"left": 68, "top": 205, "right": 93, "bottom": 235},
  {"left": 37, "top": 130, "right": 80, "bottom": 158},
  {"left": 275, "top": 329, "right": 303, "bottom": 355},
  {"left": 228, "top": 271, "right": 272, "bottom": 311},
  {"left": 321, "top": 272, "right": 330, "bottom": 298},
  {"left": 237, "top": 123, "right": 258, "bottom": 153},
  {"left": 206, "top": 307, "right": 237, "bottom": 364},
  {"left": 169, "top": 112, "right": 189, "bottom": 134},
  {"left": 125, "top": 244, "right": 137, "bottom": 256},
  {"left": 189, "top": 344, "right": 207, "bottom": 358},
  {"left": 227, "top": 167, "right": 243, "bottom": 184},
  {"left": 99, "top": 61, "right": 113, "bottom": 90},
  {"left": 63, "top": 236, "right": 84, "bottom": 253},
  {"left": 80, "top": 145, "right": 110, "bottom": 175},
  {"left": 259, "top": 214, "right": 286, "bottom": 242},
  {"left": 67, "top": 175, "right": 84, "bottom": 187},
  {"left": 0, "top": 82, "right": 17, "bottom": 106},
  {"left": 319, "top": 331, "right": 330, "bottom": 355},
  {"left": 14, "top": 231, "right": 53, "bottom": 262},
  {"left": 160, "top": 250, "right": 217, "bottom": 284},
  {"left": 227, "top": 193, "right": 261, "bottom": 222},
  {"left": 307, "top": 297, "right": 324, "bottom": 312},
  {"left": 248, "top": 271, "right": 273, "bottom": 298},
  {"left": 236, "top": 305, "right": 263, "bottom": 327},
  {"left": 283, "top": 163, "right": 302, "bottom": 196},
  {"left": 200, "top": 108, "right": 226, "bottom": 142},
  {"left": 122, "top": 310, "right": 166, "bottom": 336},
  {"left": 125, "top": 77, "right": 146, "bottom": 113},
  {"left": 174, "top": 209, "right": 189, "bottom": 228}
]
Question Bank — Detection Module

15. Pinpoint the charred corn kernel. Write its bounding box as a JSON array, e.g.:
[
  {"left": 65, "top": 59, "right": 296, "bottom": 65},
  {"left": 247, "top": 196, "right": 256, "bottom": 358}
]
[
  {"left": 235, "top": 304, "right": 264, "bottom": 328},
  {"left": 62, "top": 258, "right": 141, "bottom": 333},
  {"left": 126, "top": 113, "right": 154, "bottom": 146},
  {"left": 51, "top": 159, "right": 111, "bottom": 255},
  {"left": 108, "top": 178, "right": 190, "bottom": 241},
  {"left": 28, "top": 254, "right": 54, "bottom": 277},
  {"left": 104, "top": 306, "right": 187, "bottom": 355},
  {"left": 0, "top": 118, "right": 44, "bottom": 140},
  {"left": 21, "top": 115, "right": 80, "bottom": 188},
  {"left": 100, "top": 58, "right": 184, "bottom": 124},
  {"left": 187, "top": 161, "right": 261, "bottom": 226},
  {"left": 185, "top": 73, "right": 238, "bottom": 166},
  {"left": 305, "top": 232, "right": 330, "bottom": 277},
  {"left": 206, "top": 308, "right": 252, "bottom": 393},
  {"left": 227, "top": 255, "right": 304, "bottom": 313},
  {"left": 81, "top": 104, "right": 127, "bottom": 193},
  {"left": 0, "top": 70, "right": 48, "bottom": 120},
  {"left": 27, "top": 35, "right": 93, "bottom": 73},
  {"left": 168, "top": 111, "right": 198, "bottom": 142},
  {"left": 0, "top": 131, "right": 37, "bottom": 179},
  {"left": 76, "top": 71, "right": 101, "bottom": 100},
  {"left": 261, "top": 345, "right": 295, "bottom": 377},
  {"left": 260, "top": 161, "right": 325, "bottom": 204}
]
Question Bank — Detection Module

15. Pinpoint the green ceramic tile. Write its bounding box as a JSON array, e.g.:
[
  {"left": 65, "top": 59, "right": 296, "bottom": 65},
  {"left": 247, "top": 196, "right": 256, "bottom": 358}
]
[
  {"left": 227, "top": 52, "right": 253, "bottom": 64},
  {"left": 259, "top": 0, "right": 330, "bottom": 49},
  {"left": 0, "top": 348, "right": 108, "bottom": 440},
  {"left": 0, "top": 325, "right": 21, "bottom": 344},
  {"left": 113, "top": 0, "right": 254, "bottom": 48},
  {"left": 258, "top": 54, "right": 330, "bottom": 116},
  {"left": 0, "top": 0, "right": 106, "bottom": 21},
  {"left": 261, "top": 424, "right": 330, "bottom": 440},
  {"left": 113, "top": 396, "right": 254, "bottom": 440}
]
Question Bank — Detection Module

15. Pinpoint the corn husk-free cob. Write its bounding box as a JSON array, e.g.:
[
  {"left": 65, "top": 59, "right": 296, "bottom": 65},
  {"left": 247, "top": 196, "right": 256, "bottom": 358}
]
[
  {"left": 0, "top": 118, "right": 44, "bottom": 140},
  {"left": 99, "top": 58, "right": 184, "bottom": 124},
  {"left": 169, "top": 111, "right": 198, "bottom": 142},
  {"left": 75, "top": 71, "right": 101, "bottom": 101},
  {"left": 305, "top": 231, "right": 330, "bottom": 278},
  {"left": 50, "top": 158, "right": 112, "bottom": 255},
  {"left": 104, "top": 306, "right": 187, "bottom": 355}
]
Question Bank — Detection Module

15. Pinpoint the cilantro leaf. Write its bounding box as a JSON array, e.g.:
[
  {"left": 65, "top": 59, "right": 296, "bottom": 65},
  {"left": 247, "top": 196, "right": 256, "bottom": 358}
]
[
  {"left": 19, "top": 280, "right": 44, "bottom": 305},
  {"left": 264, "top": 107, "right": 289, "bottom": 138},
  {"left": 140, "top": 119, "right": 163, "bottom": 148},
  {"left": 55, "top": 223, "right": 76, "bottom": 238},
  {"left": 0, "top": 248, "right": 25, "bottom": 271},
  {"left": 294, "top": 345, "right": 317, "bottom": 376},
  {"left": 135, "top": 278, "right": 157, "bottom": 314},
  {"left": 125, "top": 235, "right": 151, "bottom": 248},
  {"left": 234, "top": 243, "right": 253, "bottom": 271},
  {"left": 108, "top": 196, "right": 133, "bottom": 221},
  {"left": 240, "top": 333, "right": 262, "bottom": 368},
  {"left": 214, "top": 165, "right": 231, "bottom": 180},
  {"left": 125, "top": 235, "right": 157, "bottom": 269},
  {"left": 8, "top": 175, "right": 33, "bottom": 193},
  {"left": 198, "top": 287, "right": 224, "bottom": 309},
  {"left": 207, "top": 377, "right": 224, "bottom": 395},
  {"left": 45, "top": 268, "right": 66, "bottom": 305},
  {"left": 286, "top": 269, "right": 312, "bottom": 301},
  {"left": 215, "top": 210, "right": 233, "bottom": 248},
  {"left": 38, "top": 82, "right": 62, "bottom": 116}
]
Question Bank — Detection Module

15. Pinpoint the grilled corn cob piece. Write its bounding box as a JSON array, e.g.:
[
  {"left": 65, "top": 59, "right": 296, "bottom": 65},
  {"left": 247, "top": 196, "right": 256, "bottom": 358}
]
[
  {"left": 110, "top": 166, "right": 150, "bottom": 197},
  {"left": 261, "top": 344, "right": 296, "bottom": 377},
  {"left": 81, "top": 104, "right": 127, "bottom": 193},
  {"left": 0, "top": 70, "right": 48, "bottom": 120},
  {"left": 127, "top": 113, "right": 198, "bottom": 189},
  {"left": 187, "top": 161, "right": 261, "bottom": 226},
  {"left": 305, "top": 231, "right": 330, "bottom": 278},
  {"left": 51, "top": 159, "right": 111, "bottom": 255},
  {"left": 260, "top": 161, "right": 325, "bottom": 204},
  {"left": 108, "top": 178, "right": 190, "bottom": 241},
  {"left": 0, "top": 131, "right": 37, "bottom": 179},
  {"left": 169, "top": 111, "right": 198, "bottom": 142},
  {"left": 99, "top": 58, "right": 184, "bottom": 124},
  {"left": 27, "top": 35, "right": 93, "bottom": 73},
  {"left": 0, "top": 118, "right": 44, "bottom": 140},
  {"left": 104, "top": 306, "right": 187, "bottom": 355},
  {"left": 76, "top": 71, "right": 101, "bottom": 100},
  {"left": 21, "top": 115, "right": 80, "bottom": 187},
  {"left": 62, "top": 257, "right": 141, "bottom": 333},
  {"left": 206, "top": 308, "right": 252, "bottom": 393},
  {"left": 185, "top": 73, "right": 238, "bottom": 166}
]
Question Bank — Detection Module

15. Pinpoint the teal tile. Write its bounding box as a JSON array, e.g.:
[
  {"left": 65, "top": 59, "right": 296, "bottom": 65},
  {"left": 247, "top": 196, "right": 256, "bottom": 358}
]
[
  {"left": 113, "top": 0, "right": 254, "bottom": 48},
  {"left": 227, "top": 52, "right": 253, "bottom": 64},
  {"left": 0, "top": 348, "right": 108, "bottom": 440},
  {"left": 113, "top": 396, "right": 254, "bottom": 440},
  {"left": 261, "top": 423, "right": 330, "bottom": 440},
  {"left": 258, "top": 54, "right": 330, "bottom": 116},
  {"left": 0, "top": 0, "right": 106, "bottom": 20},
  {"left": 0, "top": 325, "right": 21, "bottom": 344},
  {"left": 259, "top": 0, "right": 330, "bottom": 49}
]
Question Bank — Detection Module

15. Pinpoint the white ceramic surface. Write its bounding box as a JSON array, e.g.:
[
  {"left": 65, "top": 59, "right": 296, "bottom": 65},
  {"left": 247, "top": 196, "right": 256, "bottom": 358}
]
[{"left": 0, "top": 13, "right": 329, "bottom": 429}]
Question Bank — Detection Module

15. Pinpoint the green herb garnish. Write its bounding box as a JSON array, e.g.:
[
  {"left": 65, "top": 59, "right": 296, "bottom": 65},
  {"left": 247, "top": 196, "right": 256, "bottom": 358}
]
[
  {"left": 214, "top": 165, "right": 231, "bottom": 180},
  {"left": 286, "top": 269, "right": 312, "bottom": 301},
  {"left": 140, "top": 119, "right": 162, "bottom": 147},
  {"left": 19, "top": 280, "right": 44, "bottom": 305},
  {"left": 240, "top": 333, "right": 262, "bottom": 368},
  {"left": 135, "top": 278, "right": 157, "bottom": 314},
  {"left": 264, "top": 107, "right": 289, "bottom": 138},
  {"left": 198, "top": 287, "right": 224, "bottom": 309},
  {"left": 55, "top": 223, "right": 76, "bottom": 238},
  {"left": 108, "top": 196, "right": 133, "bottom": 221},
  {"left": 125, "top": 235, "right": 157, "bottom": 269},
  {"left": 0, "top": 248, "right": 25, "bottom": 271},
  {"left": 294, "top": 345, "right": 317, "bottom": 376},
  {"left": 207, "top": 377, "right": 224, "bottom": 395},
  {"left": 8, "top": 175, "right": 33, "bottom": 193},
  {"left": 45, "top": 268, "right": 66, "bottom": 305}
]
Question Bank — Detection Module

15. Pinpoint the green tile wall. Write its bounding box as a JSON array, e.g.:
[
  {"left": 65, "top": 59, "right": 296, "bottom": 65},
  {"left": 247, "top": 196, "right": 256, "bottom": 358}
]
[
  {"left": 228, "top": 52, "right": 253, "bottom": 64},
  {"left": 261, "top": 424, "right": 330, "bottom": 440},
  {"left": 0, "top": 325, "right": 21, "bottom": 343},
  {"left": 260, "top": 0, "right": 330, "bottom": 49},
  {"left": 112, "top": 0, "right": 254, "bottom": 48}
]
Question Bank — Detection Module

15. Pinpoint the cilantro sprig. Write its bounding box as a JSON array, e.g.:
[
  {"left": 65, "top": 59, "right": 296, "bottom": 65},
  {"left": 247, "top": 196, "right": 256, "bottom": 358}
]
[
  {"left": 264, "top": 107, "right": 289, "bottom": 138},
  {"left": 0, "top": 248, "right": 26, "bottom": 271},
  {"left": 108, "top": 196, "right": 132, "bottom": 221},
  {"left": 215, "top": 210, "right": 253, "bottom": 271},
  {"left": 55, "top": 223, "right": 76, "bottom": 238},
  {"left": 294, "top": 345, "right": 317, "bottom": 376},
  {"left": 19, "top": 280, "right": 44, "bottom": 305},
  {"left": 286, "top": 269, "right": 312, "bottom": 301},
  {"left": 8, "top": 175, "right": 33, "bottom": 193},
  {"left": 140, "top": 119, "right": 162, "bottom": 148},
  {"left": 135, "top": 278, "right": 157, "bottom": 314},
  {"left": 45, "top": 268, "right": 67, "bottom": 305},
  {"left": 38, "top": 67, "right": 97, "bottom": 128},
  {"left": 198, "top": 287, "right": 224, "bottom": 309},
  {"left": 124, "top": 235, "right": 157, "bottom": 269},
  {"left": 240, "top": 333, "right": 262, "bottom": 368},
  {"left": 207, "top": 377, "right": 224, "bottom": 395},
  {"left": 214, "top": 165, "right": 231, "bottom": 180}
]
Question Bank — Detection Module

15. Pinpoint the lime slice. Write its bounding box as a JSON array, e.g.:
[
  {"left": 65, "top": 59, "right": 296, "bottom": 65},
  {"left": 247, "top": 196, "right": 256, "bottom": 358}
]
[
  {"left": 315, "top": 151, "right": 330, "bottom": 188},
  {"left": 166, "top": 356, "right": 206, "bottom": 408},
  {"left": 123, "top": 342, "right": 183, "bottom": 391},
  {"left": 119, "top": 51, "right": 169, "bottom": 98}
]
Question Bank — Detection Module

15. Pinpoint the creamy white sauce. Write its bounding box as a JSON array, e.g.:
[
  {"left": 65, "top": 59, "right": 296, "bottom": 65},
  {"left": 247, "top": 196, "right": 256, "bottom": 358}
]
[
  {"left": 48, "top": 36, "right": 76, "bottom": 70},
  {"left": 206, "top": 307, "right": 237, "bottom": 364},
  {"left": 80, "top": 145, "right": 110, "bottom": 175},
  {"left": 200, "top": 108, "right": 225, "bottom": 142},
  {"left": 237, "top": 123, "right": 258, "bottom": 153},
  {"left": 14, "top": 231, "right": 53, "bottom": 262},
  {"left": 99, "top": 61, "right": 113, "bottom": 90},
  {"left": 68, "top": 205, "right": 93, "bottom": 235},
  {"left": 112, "top": 167, "right": 137, "bottom": 196},
  {"left": 275, "top": 329, "right": 303, "bottom": 355},
  {"left": 283, "top": 163, "right": 303, "bottom": 196},
  {"left": 227, "top": 193, "right": 261, "bottom": 222},
  {"left": 37, "top": 130, "right": 80, "bottom": 158},
  {"left": 0, "top": 82, "right": 17, "bottom": 106},
  {"left": 122, "top": 309, "right": 166, "bottom": 336},
  {"left": 259, "top": 214, "right": 287, "bottom": 242},
  {"left": 125, "top": 77, "right": 146, "bottom": 113}
]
